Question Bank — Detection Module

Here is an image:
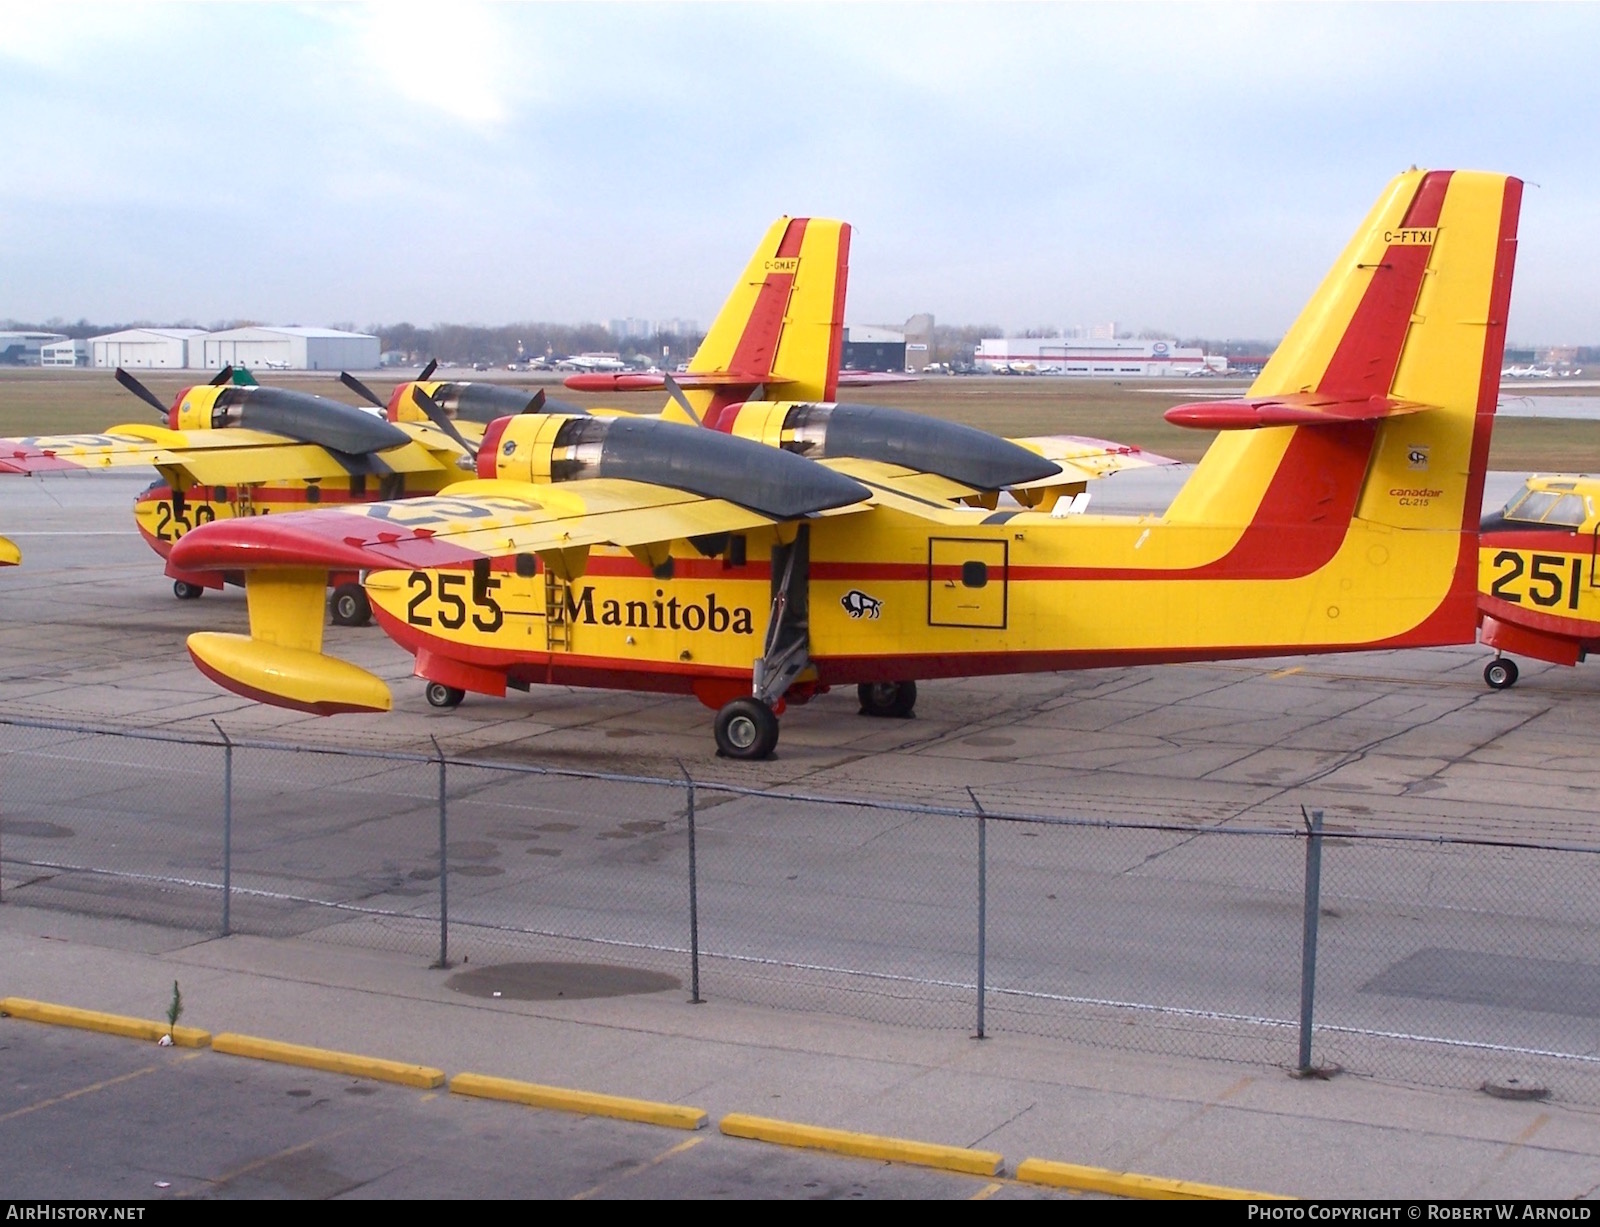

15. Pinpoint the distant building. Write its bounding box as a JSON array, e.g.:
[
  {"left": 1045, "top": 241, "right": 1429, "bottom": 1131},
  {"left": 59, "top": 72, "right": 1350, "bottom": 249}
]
[
  {"left": 39, "top": 339, "right": 90, "bottom": 367},
  {"left": 195, "top": 326, "right": 380, "bottom": 371},
  {"left": 0, "top": 331, "right": 68, "bottom": 365},
  {"left": 89, "top": 328, "right": 206, "bottom": 369},
  {"left": 974, "top": 337, "right": 1225, "bottom": 377},
  {"left": 842, "top": 324, "right": 906, "bottom": 373},
  {"left": 609, "top": 318, "right": 699, "bottom": 340}
]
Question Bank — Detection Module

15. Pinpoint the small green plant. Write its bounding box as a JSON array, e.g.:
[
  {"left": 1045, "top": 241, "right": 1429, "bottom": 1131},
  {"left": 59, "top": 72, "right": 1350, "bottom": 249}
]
[{"left": 165, "top": 980, "right": 182, "bottom": 1034}]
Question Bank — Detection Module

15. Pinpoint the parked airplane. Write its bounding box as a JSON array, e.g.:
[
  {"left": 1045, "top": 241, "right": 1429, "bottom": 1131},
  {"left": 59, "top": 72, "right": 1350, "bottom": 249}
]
[
  {"left": 169, "top": 169, "right": 1521, "bottom": 759},
  {"left": 557, "top": 353, "right": 629, "bottom": 373},
  {"left": 0, "top": 365, "right": 507, "bottom": 622},
  {"left": 1476, "top": 474, "right": 1600, "bottom": 688}
]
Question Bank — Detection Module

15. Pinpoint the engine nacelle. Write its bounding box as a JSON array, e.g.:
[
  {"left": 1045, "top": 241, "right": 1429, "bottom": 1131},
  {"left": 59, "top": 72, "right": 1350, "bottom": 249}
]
[
  {"left": 386, "top": 380, "right": 588, "bottom": 424},
  {"left": 171, "top": 386, "right": 409, "bottom": 454},
  {"left": 478, "top": 413, "right": 870, "bottom": 520},
  {"left": 719, "top": 401, "right": 1062, "bottom": 490}
]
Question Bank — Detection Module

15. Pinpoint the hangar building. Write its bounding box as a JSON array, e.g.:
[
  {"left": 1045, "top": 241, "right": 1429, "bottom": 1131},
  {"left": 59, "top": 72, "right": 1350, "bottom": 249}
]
[
  {"left": 0, "top": 331, "right": 68, "bottom": 365},
  {"left": 975, "top": 337, "right": 1227, "bottom": 377},
  {"left": 40, "top": 339, "right": 90, "bottom": 367},
  {"left": 89, "top": 328, "right": 206, "bottom": 369},
  {"left": 195, "top": 327, "right": 380, "bottom": 371}
]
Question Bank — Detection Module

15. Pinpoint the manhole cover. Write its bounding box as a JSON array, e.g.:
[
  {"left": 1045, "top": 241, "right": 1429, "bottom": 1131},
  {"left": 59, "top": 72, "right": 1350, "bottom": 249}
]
[
  {"left": 446, "top": 961, "right": 681, "bottom": 1001},
  {"left": 0, "top": 820, "right": 74, "bottom": 839}
]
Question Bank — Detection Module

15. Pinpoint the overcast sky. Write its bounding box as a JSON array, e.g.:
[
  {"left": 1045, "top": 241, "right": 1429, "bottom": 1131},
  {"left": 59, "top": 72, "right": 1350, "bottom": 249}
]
[{"left": 3, "top": 2, "right": 1596, "bottom": 343}]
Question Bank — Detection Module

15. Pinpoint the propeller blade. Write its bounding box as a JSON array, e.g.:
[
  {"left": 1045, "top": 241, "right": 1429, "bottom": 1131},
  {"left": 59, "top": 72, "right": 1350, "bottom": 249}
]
[
  {"left": 209, "top": 365, "right": 236, "bottom": 386},
  {"left": 340, "top": 371, "right": 386, "bottom": 409},
  {"left": 115, "top": 367, "right": 170, "bottom": 418},
  {"left": 417, "top": 358, "right": 438, "bottom": 382},
  {"left": 662, "top": 373, "right": 702, "bottom": 426},
  {"left": 520, "top": 389, "right": 546, "bottom": 415},
  {"left": 411, "top": 385, "right": 477, "bottom": 459}
]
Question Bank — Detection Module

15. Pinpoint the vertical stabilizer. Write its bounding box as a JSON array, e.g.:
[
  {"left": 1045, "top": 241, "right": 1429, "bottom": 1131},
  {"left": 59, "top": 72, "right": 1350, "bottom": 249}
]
[{"left": 667, "top": 218, "right": 851, "bottom": 427}]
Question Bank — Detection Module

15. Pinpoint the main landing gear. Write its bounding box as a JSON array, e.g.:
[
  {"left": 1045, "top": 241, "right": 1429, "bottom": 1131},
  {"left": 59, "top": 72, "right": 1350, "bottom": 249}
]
[
  {"left": 330, "top": 582, "right": 372, "bottom": 627},
  {"left": 857, "top": 680, "right": 918, "bottom": 719},
  {"left": 425, "top": 682, "right": 465, "bottom": 709},
  {"left": 1483, "top": 656, "right": 1519, "bottom": 690},
  {"left": 173, "top": 580, "right": 205, "bottom": 600},
  {"left": 714, "top": 698, "right": 780, "bottom": 760}
]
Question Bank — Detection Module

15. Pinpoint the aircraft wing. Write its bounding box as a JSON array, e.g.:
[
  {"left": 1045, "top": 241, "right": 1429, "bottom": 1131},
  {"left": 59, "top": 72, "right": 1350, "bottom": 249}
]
[
  {"left": 0, "top": 423, "right": 467, "bottom": 484},
  {"left": 819, "top": 456, "right": 980, "bottom": 505},
  {"left": 167, "top": 477, "right": 814, "bottom": 575},
  {"left": 1010, "top": 434, "right": 1182, "bottom": 484},
  {"left": 565, "top": 370, "right": 919, "bottom": 394}
]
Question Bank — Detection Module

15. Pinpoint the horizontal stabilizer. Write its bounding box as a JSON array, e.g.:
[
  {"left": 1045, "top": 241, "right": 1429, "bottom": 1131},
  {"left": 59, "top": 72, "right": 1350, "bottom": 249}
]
[
  {"left": 1164, "top": 393, "right": 1438, "bottom": 431},
  {"left": 564, "top": 370, "right": 919, "bottom": 394},
  {"left": 1011, "top": 434, "right": 1180, "bottom": 482}
]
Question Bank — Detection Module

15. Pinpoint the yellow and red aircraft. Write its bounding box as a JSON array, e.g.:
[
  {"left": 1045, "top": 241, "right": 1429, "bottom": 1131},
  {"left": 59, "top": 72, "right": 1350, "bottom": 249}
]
[
  {"left": 0, "top": 363, "right": 526, "bottom": 620},
  {"left": 0, "top": 535, "right": 18, "bottom": 567},
  {"left": 169, "top": 168, "right": 1521, "bottom": 757},
  {"left": 1475, "top": 474, "right": 1600, "bottom": 687},
  {"left": 605, "top": 214, "right": 1175, "bottom": 509}
]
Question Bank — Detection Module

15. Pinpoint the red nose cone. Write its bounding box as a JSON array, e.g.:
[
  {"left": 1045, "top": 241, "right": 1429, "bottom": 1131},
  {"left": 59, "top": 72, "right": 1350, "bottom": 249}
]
[
  {"left": 168, "top": 387, "right": 196, "bottom": 429},
  {"left": 477, "top": 415, "right": 513, "bottom": 480},
  {"left": 385, "top": 382, "right": 409, "bottom": 422}
]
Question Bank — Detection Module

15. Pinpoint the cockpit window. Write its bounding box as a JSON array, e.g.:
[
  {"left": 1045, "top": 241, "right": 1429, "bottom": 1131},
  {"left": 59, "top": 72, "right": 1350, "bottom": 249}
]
[
  {"left": 1505, "top": 489, "right": 1558, "bottom": 522},
  {"left": 1545, "top": 494, "right": 1587, "bottom": 527},
  {"left": 1501, "top": 486, "right": 1589, "bottom": 527}
]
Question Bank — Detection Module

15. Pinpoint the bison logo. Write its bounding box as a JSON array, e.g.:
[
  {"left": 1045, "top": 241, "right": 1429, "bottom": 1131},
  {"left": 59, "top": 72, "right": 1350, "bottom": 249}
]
[{"left": 840, "top": 589, "right": 883, "bottom": 620}]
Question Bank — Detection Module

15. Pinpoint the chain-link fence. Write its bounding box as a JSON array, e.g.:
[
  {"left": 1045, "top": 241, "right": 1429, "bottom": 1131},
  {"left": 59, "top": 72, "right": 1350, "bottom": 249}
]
[{"left": 4, "top": 715, "right": 1600, "bottom": 1104}]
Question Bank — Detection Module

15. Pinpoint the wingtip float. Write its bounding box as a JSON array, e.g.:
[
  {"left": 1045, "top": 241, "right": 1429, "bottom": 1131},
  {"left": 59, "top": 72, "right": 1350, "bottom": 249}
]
[{"left": 171, "top": 169, "right": 1524, "bottom": 760}]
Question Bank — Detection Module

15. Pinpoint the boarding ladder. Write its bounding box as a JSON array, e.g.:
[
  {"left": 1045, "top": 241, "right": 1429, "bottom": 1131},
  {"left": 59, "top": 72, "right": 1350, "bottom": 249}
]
[{"left": 544, "top": 570, "right": 572, "bottom": 652}]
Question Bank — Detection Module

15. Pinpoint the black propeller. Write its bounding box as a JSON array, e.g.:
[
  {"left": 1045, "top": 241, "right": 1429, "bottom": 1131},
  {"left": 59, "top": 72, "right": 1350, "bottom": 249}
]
[
  {"left": 114, "top": 367, "right": 170, "bottom": 419},
  {"left": 418, "top": 358, "right": 438, "bottom": 382},
  {"left": 523, "top": 389, "right": 546, "bottom": 414},
  {"left": 662, "top": 373, "right": 702, "bottom": 426},
  {"left": 411, "top": 385, "right": 478, "bottom": 460},
  {"left": 340, "top": 371, "right": 387, "bottom": 409},
  {"left": 209, "top": 365, "right": 236, "bottom": 387}
]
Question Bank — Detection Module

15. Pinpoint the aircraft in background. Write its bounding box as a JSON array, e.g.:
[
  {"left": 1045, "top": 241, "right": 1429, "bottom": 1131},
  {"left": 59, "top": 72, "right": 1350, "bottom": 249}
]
[
  {"left": 169, "top": 170, "right": 1522, "bottom": 759},
  {"left": 1502, "top": 364, "right": 1554, "bottom": 378},
  {"left": 556, "top": 353, "right": 629, "bottom": 373},
  {"left": 0, "top": 364, "right": 536, "bottom": 622},
  {"left": 1476, "top": 474, "right": 1600, "bottom": 688}
]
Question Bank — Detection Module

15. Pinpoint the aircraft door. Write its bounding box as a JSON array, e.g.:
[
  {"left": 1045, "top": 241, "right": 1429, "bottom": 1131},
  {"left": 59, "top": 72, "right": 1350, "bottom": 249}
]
[{"left": 928, "top": 538, "right": 1007, "bottom": 629}]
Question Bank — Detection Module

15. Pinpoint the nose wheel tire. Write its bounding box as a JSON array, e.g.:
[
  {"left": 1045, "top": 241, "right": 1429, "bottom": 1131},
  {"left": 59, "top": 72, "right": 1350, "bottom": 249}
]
[
  {"left": 173, "top": 580, "right": 205, "bottom": 600},
  {"left": 714, "top": 697, "right": 780, "bottom": 759},
  {"left": 857, "top": 680, "right": 918, "bottom": 718},
  {"left": 1484, "top": 658, "right": 1519, "bottom": 690},
  {"left": 425, "top": 682, "right": 466, "bottom": 709},
  {"left": 330, "top": 582, "right": 372, "bottom": 627}
]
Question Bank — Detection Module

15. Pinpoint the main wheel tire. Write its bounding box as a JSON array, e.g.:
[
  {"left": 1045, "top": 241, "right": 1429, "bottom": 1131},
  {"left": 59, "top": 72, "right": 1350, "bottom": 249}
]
[
  {"left": 1484, "top": 658, "right": 1519, "bottom": 690},
  {"left": 330, "top": 582, "right": 372, "bottom": 627},
  {"left": 714, "top": 697, "right": 780, "bottom": 759},
  {"left": 857, "top": 680, "right": 918, "bottom": 718},
  {"left": 425, "top": 682, "right": 466, "bottom": 709},
  {"left": 173, "top": 580, "right": 204, "bottom": 600}
]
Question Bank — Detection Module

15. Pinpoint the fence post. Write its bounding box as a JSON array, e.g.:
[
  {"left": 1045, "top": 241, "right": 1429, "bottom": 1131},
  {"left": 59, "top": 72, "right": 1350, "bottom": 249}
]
[
  {"left": 968, "top": 788, "right": 987, "bottom": 1040},
  {"left": 432, "top": 736, "right": 449, "bottom": 969},
  {"left": 212, "top": 721, "right": 232, "bottom": 937},
  {"left": 1295, "top": 806, "right": 1325, "bottom": 1075},
  {"left": 680, "top": 762, "right": 703, "bottom": 1004}
]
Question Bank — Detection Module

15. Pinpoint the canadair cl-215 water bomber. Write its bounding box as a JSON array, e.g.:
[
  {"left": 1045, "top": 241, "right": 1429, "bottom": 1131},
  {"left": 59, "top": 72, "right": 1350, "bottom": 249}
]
[{"left": 169, "top": 170, "right": 1521, "bottom": 759}]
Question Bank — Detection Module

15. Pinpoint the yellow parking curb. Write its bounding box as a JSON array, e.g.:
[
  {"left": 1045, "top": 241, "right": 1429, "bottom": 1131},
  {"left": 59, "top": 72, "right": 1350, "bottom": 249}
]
[
  {"left": 719, "top": 1112, "right": 1003, "bottom": 1177},
  {"left": 211, "top": 1032, "right": 444, "bottom": 1088},
  {"left": 1, "top": 997, "right": 211, "bottom": 1049},
  {"left": 1015, "top": 1157, "right": 1290, "bottom": 1200},
  {"left": 450, "top": 1072, "right": 708, "bottom": 1130}
]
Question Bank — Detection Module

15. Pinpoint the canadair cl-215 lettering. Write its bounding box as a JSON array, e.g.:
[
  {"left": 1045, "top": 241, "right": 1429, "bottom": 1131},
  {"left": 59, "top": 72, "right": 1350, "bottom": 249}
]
[{"left": 170, "top": 170, "right": 1521, "bottom": 758}]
